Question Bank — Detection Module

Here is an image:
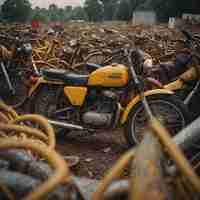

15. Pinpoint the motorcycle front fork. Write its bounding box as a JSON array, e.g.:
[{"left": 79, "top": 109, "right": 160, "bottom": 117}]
[{"left": 0, "top": 61, "right": 15, "bottom": 95}]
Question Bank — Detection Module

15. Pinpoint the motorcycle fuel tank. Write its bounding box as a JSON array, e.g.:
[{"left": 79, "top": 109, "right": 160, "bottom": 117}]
[{"left": 88, "top": 64, "right": 129, "bottom": 87}]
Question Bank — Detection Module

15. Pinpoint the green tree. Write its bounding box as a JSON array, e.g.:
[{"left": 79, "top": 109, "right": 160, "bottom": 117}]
[
  {"left": 63, "top": 6, "right": 73, "bottom": 20},
  {"left": 65, "top": 5, "right": 73, "bottom": 13},
  {"left": 100, "top": 0, "right": 119, "bottom": 20},
  {"left": 115, "top": 0, "right": 146, "bottom": 21},
  {"left": 48, "top": 4, "right": 59, "bottom": 21},
  {"left": 115, "top": 0, "right": 130, "bottom": 20},
  {"left": 71, "top": 6, "right": 87, "bottom": 20},
  {"left": 32, "top": 7, "right": 49, "bottom": 23},
  {"left": 57, "top": 8, "right": 65, "bottom": 21},
  {"left": 84, "top": 0, "right": 103, "bottom": 22},
  {"left": 149, "top": 0, "right": 200, "bottom": 22},
  {"left": 1, "top": 0, "right": 32, "bottom": 22},
  {"left": 150, "top": 0, "right": 188, "bottom": 21}
]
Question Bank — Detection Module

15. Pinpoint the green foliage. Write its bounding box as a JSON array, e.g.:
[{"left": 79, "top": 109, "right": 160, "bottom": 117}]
[
  {"left": 71, "top": 6, "right": 88, "bottom": 20},
  {"left": 1, "top": 0, "right": 32, "bottom": 22},
  {"left": 31, "top": 4, "right": 87, "bottom": 23},
  {"left": 32, "top": 7, "right": 49, "bottom": 23},
  {"left": 100, "top": 0, "right": 119, "bottom": 20},
  {"left": 115, "top": 0, "right": 130, "bottom": 21},
  {"left": 48, "top": 4, "right": 59, "bottom": 21},
  {"left": 84, "top": 0, "right": 103, "bottom": 22},
  {"left": 115, "top": 0, "right": 146, "bottom": 21},
  {"left": 150, "top": 0, "right": 200, "bottom": 21},
  {"left": 1, "top": 0, "right": 200, "bottom": 23}
]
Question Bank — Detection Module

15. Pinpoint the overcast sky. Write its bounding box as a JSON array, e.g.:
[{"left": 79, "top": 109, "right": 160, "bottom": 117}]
[{"left": 31, "top": 0, "right": 84, "bottom": 8}]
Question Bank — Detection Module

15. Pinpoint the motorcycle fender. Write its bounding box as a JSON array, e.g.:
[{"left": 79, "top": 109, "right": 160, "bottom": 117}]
[
  {"left": 28, "top": 77, "right": 64, "bottom": 97},
  {"left": 164, "top": 67, "right": 197, "bottom": 91},
  {"left": 164, "top": 79, "right": 184, "bottom": 91},
  {"left": 64, "top": 86, "right": 87, "bottom": 106},
  {"left": 120, "top": 89, "right": 174, "bottom": 124}
]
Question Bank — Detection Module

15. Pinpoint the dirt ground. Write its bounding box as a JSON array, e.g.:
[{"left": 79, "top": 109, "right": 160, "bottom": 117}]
[{"left": 56, "top": 129, "right": 128, "bottom": 180}]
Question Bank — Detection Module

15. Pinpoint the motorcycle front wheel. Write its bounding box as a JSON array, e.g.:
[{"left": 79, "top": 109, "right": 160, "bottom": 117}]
[{"left": 124, "top": 94, "right": 191, "bottom": 147}]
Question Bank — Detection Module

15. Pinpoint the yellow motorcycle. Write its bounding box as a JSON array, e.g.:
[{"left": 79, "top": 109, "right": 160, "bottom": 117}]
[
  {"left": 159, "top": 30, "right": 200, "bottom": 119},
  {"left": 28, "top": 48, "right": 190, "bottom": 147}
]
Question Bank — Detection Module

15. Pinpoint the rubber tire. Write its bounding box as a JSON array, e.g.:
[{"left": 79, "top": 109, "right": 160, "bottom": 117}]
[{"left": 124, "top": 94, "right": 191, "bottom": 147}]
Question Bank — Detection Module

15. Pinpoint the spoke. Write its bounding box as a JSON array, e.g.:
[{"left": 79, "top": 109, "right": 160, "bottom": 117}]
[{"left": 133, "top": 100, "right": 185, "bottom": 143}]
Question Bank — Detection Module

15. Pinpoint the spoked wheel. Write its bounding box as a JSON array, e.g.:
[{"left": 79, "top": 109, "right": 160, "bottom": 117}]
[{"left": 125, "top": 94, "right": 191, "bottom": 147}]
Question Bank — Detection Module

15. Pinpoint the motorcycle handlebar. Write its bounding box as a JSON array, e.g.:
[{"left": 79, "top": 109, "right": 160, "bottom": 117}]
[{"left": 174, "top": 117, "right": 200, "bottom": 151}]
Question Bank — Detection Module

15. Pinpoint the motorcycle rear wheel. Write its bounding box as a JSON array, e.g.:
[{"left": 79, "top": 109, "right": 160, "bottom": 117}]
[{"left": 124, "top": 94, "right": 191, "bottom": 147}]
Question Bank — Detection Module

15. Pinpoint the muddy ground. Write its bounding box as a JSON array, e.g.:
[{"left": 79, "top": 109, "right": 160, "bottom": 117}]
[{"left": 56, "top": 129, "right": 128, "bottom": 180}]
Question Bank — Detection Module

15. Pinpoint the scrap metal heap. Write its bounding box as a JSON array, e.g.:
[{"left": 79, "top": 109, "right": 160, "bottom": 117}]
[
  {"left": 0, "top": 101, "right": 200, "bottom": 199},
  {"left": 0, "top": 23, "right": 184, "bottom": 72},
  {"left": 0, "top": 23, "right": 200, "bottom": 199}
]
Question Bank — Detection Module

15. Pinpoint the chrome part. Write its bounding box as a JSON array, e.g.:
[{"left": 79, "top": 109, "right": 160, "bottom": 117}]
[
  {"left": 102, "top": 90, "right": 118, "bottom": 100},
  {"left": 82, "top": 112, "right": 112, "bottom": 127},
  {"left": 48, "top": 120, "right": 84, "bottom": 131}
]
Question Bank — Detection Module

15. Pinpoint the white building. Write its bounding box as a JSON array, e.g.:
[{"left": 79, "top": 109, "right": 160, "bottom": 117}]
[{"left": 132, "top": 11, "right": 156, "bottom": 26}]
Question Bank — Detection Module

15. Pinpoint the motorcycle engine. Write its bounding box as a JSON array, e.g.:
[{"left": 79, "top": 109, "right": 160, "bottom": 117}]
[{"left": 82, "top": 90, "right": 119, "bottom": 128}]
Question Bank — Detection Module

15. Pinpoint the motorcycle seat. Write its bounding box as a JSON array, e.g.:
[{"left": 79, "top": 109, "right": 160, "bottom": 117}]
[
  {"left": 64, "top": 73, "right": 89, "bottom": 85},
  {"left": 85, "top": 63, "right": 103, "bottom": 73},
  {"left": 42, "top": 69, "right": 89, "bottom": 85},
  {"left": 86, "top": 63, "right": 102, "bottom": 70}
]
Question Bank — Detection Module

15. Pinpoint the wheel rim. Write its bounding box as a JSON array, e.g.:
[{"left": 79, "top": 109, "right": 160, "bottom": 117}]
[{"left": 131, "top": 99, "right": 186, "bottom": 144}]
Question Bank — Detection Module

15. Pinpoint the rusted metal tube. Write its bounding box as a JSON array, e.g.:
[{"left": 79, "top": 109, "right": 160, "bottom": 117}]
[
  {"left": 131, "top": 133, "right": 170, "bottom": 200},
  {"left": 92, "top": 149, "right": 135, "bottom": 200},
  {"left": 0, "top": 139, "right": 69, "bottom": 200},
  {"left": 11, "top": 115, "right": 56, "bottom": 149},
  {"left": 150, "top": 117, "right": 200, "bottom": 193},
  {"left": 0, "top": 123, "right": 48, "bottom": 143},
  {"left": 0, "top": 101, "right": 18, "bottom": 119}
]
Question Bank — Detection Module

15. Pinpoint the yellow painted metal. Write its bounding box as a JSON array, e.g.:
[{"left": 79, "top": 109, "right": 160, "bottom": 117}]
[
  {"left": 88, "top": 64, "right": 129, "bottom": 87},
  {"left": 120, "top": 89, "right": 174, "bottom": 124},
  {"left": 64, "top": 87, "right": 87, "bottom": 106},
  {"left": 164, "top": 79, "right": 185, "bottom": 91},
  {"left": 28, "top": 77, "right": 64, "bottom": 97},
  {"left": 164, "top": 67, "right": 197, "bottom": 91}
]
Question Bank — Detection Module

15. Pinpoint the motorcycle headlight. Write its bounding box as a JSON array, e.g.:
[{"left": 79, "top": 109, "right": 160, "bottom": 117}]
[{"left": 23, "top": 43, "right": 32, "bottom": 56}]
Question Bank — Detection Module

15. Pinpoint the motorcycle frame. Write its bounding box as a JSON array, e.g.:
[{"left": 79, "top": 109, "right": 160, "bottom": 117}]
[
  {"left": 164, "top": 66, "right": 199, "bottom": 105},
  {"left": 28, "top": 77, "right": 175, "bottom": 126}
]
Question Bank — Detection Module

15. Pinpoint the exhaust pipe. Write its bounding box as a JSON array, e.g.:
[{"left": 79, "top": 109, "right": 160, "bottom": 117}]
[{"left": 48, "top": 120, "right": 84, "bottom": 131}]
